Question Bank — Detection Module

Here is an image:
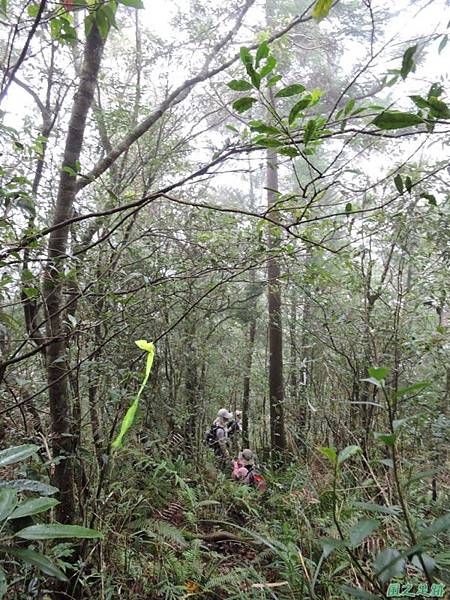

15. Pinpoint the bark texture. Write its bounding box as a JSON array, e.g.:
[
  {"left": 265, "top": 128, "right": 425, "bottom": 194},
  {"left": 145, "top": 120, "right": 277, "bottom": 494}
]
[
  {"left": 242, "top": 319, "right": 256, "bottom": 448},
  {"left": 42, "top": 23, "right": 106, "bottom": 524},
  {"left": 266, "top": 135, "right": 286, "bottom": 464}
]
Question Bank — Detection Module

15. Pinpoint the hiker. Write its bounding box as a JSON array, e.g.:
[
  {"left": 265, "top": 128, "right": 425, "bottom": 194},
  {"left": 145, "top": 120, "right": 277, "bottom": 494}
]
[
  {"left": 205, "top": 408, "right": 232, "bottom": 464},
  {"left": 227, "top": 409, "right": 242, "bottom": 452},
  {"left": 232, "top": 449, "right": 267, "bottom": 492},
  {"left": 227, "top": 409, "right": 242, "bottom": 437}
]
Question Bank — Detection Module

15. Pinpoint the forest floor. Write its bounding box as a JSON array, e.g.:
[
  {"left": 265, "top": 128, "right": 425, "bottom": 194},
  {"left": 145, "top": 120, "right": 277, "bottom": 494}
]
[
  {"left": 2, "top": 441, "right": 449, "bottom": 599},
  {"left": 98, "top": 446, "right": 449, "bottom": 600}
]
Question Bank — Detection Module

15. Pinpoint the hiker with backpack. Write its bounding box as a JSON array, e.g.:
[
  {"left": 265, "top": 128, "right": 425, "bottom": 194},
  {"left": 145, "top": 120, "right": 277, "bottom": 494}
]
[
  {"left": 205, "top": 408, "right": 232, "bottom": 465},
  {"left": 232, "top": 449, "right": 267, "bottom": 492},
  {"left": 227, "top": 409, "right": 242, "bottom": 452},
  {"left": 227, "top": 410, "right": 242, "bottom": 437}
]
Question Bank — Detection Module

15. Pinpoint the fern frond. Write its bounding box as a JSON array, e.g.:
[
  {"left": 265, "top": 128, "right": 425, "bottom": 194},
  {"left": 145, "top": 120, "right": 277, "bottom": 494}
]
[
  {"left": 206, "top": 566, "right": 262, "bottom": 591},
  {"left": 146, "top": 519, "right": 188, "bottom": 547}
]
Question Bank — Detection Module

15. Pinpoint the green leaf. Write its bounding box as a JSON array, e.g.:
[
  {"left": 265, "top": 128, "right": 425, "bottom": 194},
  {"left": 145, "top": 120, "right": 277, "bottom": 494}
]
[
  {"left": 84, "top": 13, "right": 95, "bottom": 37},
  {"left": 368, "top": 367, "right": 389, "bottom": 381},
  {"left": 0, "top": 566, "right": 6, "bottom": 599},
  {"left": 0, "top": 479, "right": 58, "bottom": 495},
  {"left": 2, "top": 547, "right": 67, "bottom": 581},
  {"left": 394, "top": 381, "right": 431, "bottom": 398},
  {"left": 421, "top": 192, "right": 437, "bottom": 206},
  {"left": 405, "top": 176, "right": 412, "bottom": 193},
  {"left": 9, "top": 497, "right": 60, "bottom": 520},
  {"left": 289, "top": 97, "right": 311, "bottom": 125},
  {"left": 118, "top": 0, "right": 144, "bottom": 7},
  {"left": 410, "top": 94, "right": 450, "bottom": 118},
  {"left": 337, "top": 445, "right": 361, "bottom": 466},
  {"left": 310, "top": 88, "right": 323, "bottom": 102},
  {"left": 352, "top": 501, "right": 401, "bottom": 515},
  {"left": 95, "top": 7, "right": 110, "bottom": 39},
  {"left": 400, "top": 45, "right": 418, "bottom": 80},
  {"left": 374, "top": 548, "right": 406, "bottom": 582},
  {"left": 0, "top": 313, "right": 20, "bottom": 328},
  {"left": 349, "top": 519, "right": 380, "bottom": 547},
  {"left": 255, "top": 41, "right": 269, "bottom": 68},
  {"left": 16, "top": 523, "right": 103, "bottom": 540},
  {"left": 426, "top": 96, "right": 450, "bottom": 119},
  {"left": 428, "top": 82, "right": 443, "bottom": 98},
  {"left": 239, "top": 47, "right": 253, "bottom": 68},
  {"left": 345, "top": 202, "right": 353, "bottom": 213},
  {"left": 232, "top": 97, "right": 257, "bottom": 114},
  {"left": 266, "top": 74, "right": 282, "bottom": 87},
  {"left": 394, "top": 174, "right": 404, "bottom": 194},
  {"left": 0, "top": 444, "right": 38, "bottom": 468},
  {"left": 420, "top": 513, "right": 450, "bottom": 538},
  {"left": 227, "top": 79, "right": 253, "bottom": 91},
  {"left": 304, "top": 119, "right": 317, "bottom": 145},
  {"left": 196, "top": 500, "right": 221, "bottom": 508},
  {"left": 372, "top": 111, "right": 424, "bottom": 130},
  {"left": 309, "top": 89, "right": 321, "bottom": 103},
  {"left": 340, "top": 586, "right": 379, "bottom": 600},
  {"left": 249, "top": 121, "right": 282, "bottom": 135},
  {"left": 27, "top": 3, "right": 39, "bottom": 17},
  {"left": 438, "top": 34, "right": 448, "bottom": 53},
  {"left": 23, "top": 287, "right": 39, "bottom": 299},
  {"left": 50, "top": 18, "right": 61, "bottom": 40},
  {"left": 410, "top": 95, "right": 429, "bottom": 110},
  {"left": 344, "top": 99, "right": 356, "bottom": 115},
  {"left": 237, "top": 47, "right": 260, "bottom": 88},
  {"left": 378, "top": 458, "right": 394, "bottom": 468},
  {"left": 249, "top": 71, "right": 261, "bottom": 89},
  {"left": 312, "top": 0, "right": 333, "bottom": 21},
  {"left": 0, "top": 490, "right": 17, "bottom": 520},
  {"left": 350, "top": 107, "right": 367, "bottom": 116},
  {"left": 374, "top": 432, "right": 396, "bottom": 447},
  {"left": 407, "top": 467, "right": 443, "bottom": 485},
  {"left": 278, "top": 147, "right": 299, "bottom": 157},
  {"left": 275, "top": 84, "right": 305, "bottom": 98},
  {"left": 319, "top": 537, "right": 347, "bottom": 558},
  {"left": 112, "top": 340, "right": 155, "bottom": 448},
  {"left": 260, "top": 56, "right": 277, "bottom": 79},
  {"left": 255, "top": 137, "right": 284, "bottom": 148},
  {"left": 319, "top": 447, "right": 337, "bottom": 465}
]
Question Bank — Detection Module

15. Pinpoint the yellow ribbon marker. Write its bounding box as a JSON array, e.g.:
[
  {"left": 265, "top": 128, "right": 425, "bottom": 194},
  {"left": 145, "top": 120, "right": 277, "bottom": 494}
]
[{"left": 112, "top": 340, "right": 155, "bottom": 449}]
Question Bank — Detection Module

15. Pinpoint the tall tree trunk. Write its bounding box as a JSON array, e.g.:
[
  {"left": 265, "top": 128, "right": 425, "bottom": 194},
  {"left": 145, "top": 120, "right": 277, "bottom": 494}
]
[
  {"left": 184, "top": 321, "right": 198, "bottom": 454},
  {"left": 289, "top": 293, "right": 297, "bottom": 405},
  {"left": 242, "top": 318, "right": 256, "bottom": 448},
  {"left": 42, "top": 23, "right": 106, "bottom": 524},
  {"left": 266, "top": 96, "right": 286, "bottom": 463}
]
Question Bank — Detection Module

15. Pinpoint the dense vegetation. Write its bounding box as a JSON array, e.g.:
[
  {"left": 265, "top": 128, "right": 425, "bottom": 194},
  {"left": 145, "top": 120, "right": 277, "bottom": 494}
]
[{"left": 0, "top": 0, "right": 449, "bottom": 598}]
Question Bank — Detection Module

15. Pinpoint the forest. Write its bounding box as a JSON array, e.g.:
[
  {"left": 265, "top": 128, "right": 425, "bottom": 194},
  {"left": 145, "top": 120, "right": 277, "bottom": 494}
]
[{"left": 0, "top": 0, "right": 449, "bottom": 598}]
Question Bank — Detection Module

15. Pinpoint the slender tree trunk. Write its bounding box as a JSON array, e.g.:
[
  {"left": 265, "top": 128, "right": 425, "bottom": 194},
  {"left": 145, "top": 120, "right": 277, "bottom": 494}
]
[
  {"left": 42, "top": 23, "right": 106, "bottom": 524},
  {"left": 266, "top": 98, "right": 286, "bottom": 463},
  {"left": 184, "top": 321, "right": 198, "bottom": 454},
  {"left": 242, "top": 318, "right": 256, "bottom": 448},
  {"left": 289, "top": 294, "right": 297, "bottom": 404}
]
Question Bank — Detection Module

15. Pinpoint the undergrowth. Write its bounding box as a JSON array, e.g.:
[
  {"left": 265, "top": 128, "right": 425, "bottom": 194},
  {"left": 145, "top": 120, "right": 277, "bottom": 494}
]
[{"left": 63, "top": 443, "right": 449, "bottom": 600}]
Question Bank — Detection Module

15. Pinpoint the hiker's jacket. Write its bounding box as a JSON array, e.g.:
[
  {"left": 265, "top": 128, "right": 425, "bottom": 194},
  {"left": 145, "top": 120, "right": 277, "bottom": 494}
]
[
  {"left": 227, "top": 419, "right": 242, "bottom": 437},
  {"left": 231, "top": 461, "right": 267, "bottom": 492},
  {"left": 232, "top": 461, "right": 249, "bottom": 481},
  {"left": 212, "top": 419, "right": 229, "bottom": 457}
]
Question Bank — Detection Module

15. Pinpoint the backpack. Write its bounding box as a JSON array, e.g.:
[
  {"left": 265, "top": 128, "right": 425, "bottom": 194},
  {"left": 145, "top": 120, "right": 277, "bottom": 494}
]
[
  {"left": 244, "top": 465, "right": 267, "bottom": 492},
  {"left": 227, "top": 420, "right": 241, "bottom": 437},
  {"left": 204, "top": 423, "right": 224, "bottom": 448}
]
